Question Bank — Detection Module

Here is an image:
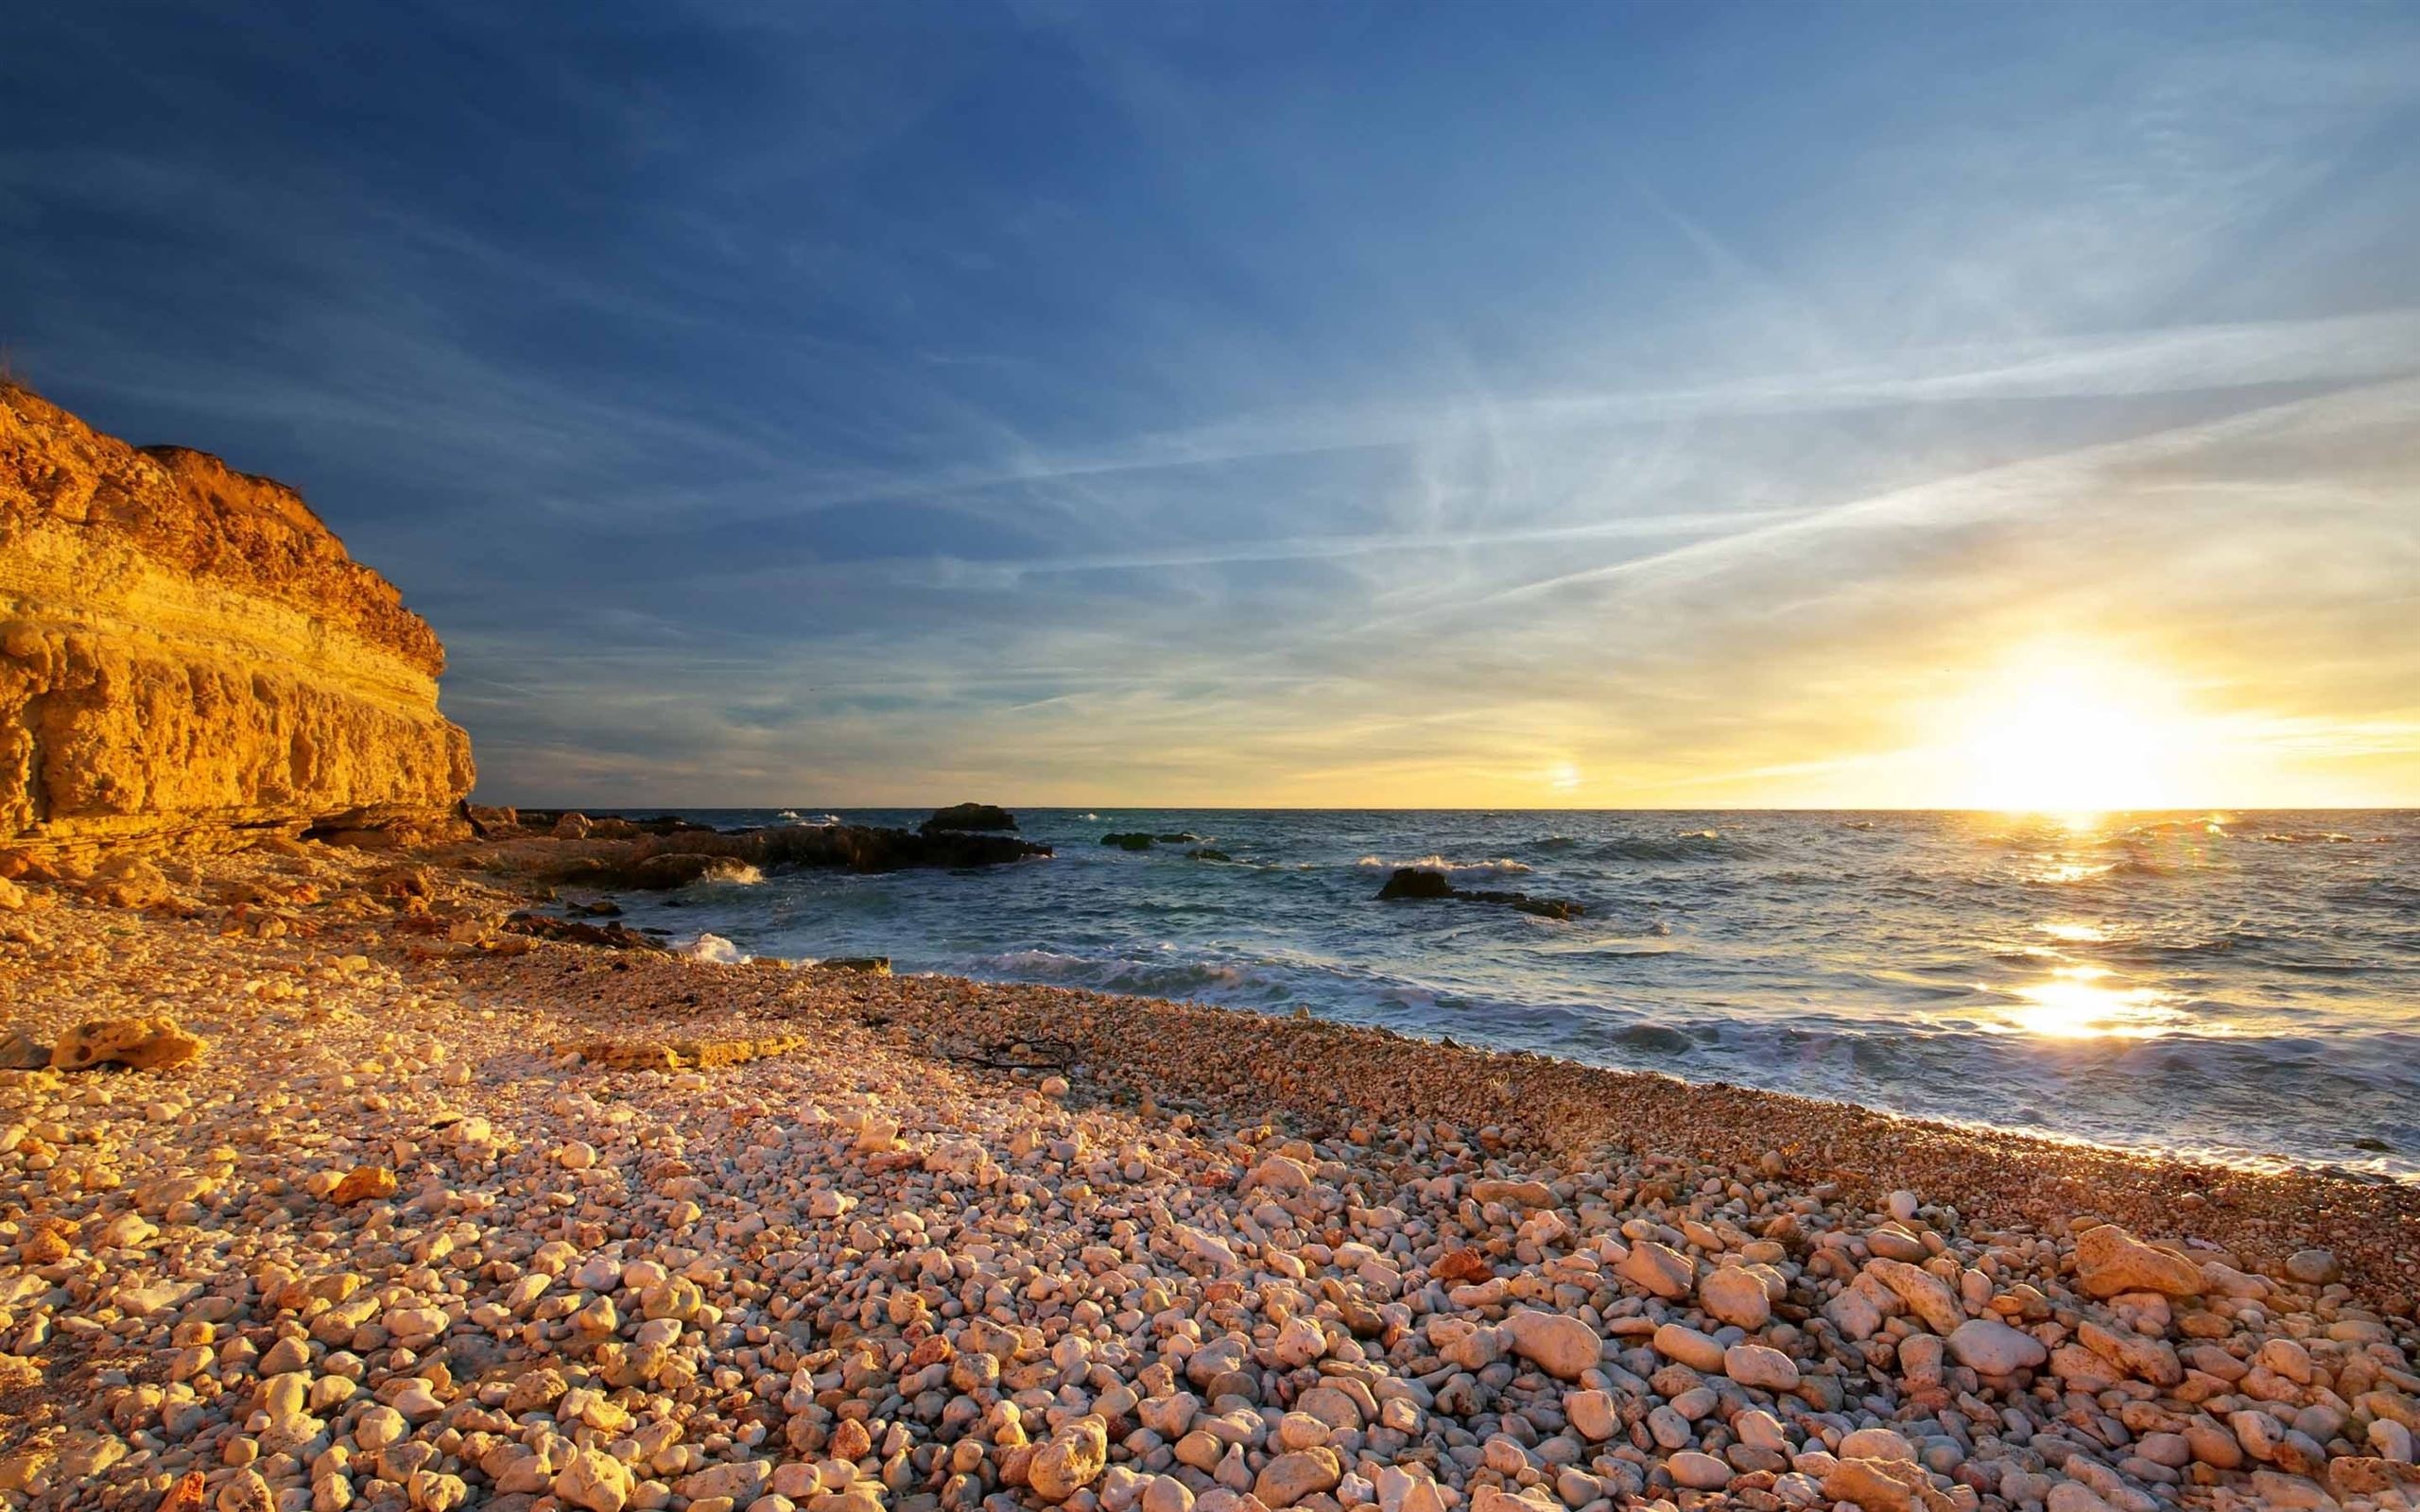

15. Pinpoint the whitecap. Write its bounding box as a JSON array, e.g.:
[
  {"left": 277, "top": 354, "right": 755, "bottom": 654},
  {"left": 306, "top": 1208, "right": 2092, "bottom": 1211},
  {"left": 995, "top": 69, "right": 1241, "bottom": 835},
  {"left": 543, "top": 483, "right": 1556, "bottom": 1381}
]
[
  {"left": 1355, "top": 853, "right": 1533, "bottom": 883},
  {"left": 685, "top": 861, "right": 764, "bottom": 886},
  {"left": 680, "top": 933, "right": 743, "bottom": 965}
]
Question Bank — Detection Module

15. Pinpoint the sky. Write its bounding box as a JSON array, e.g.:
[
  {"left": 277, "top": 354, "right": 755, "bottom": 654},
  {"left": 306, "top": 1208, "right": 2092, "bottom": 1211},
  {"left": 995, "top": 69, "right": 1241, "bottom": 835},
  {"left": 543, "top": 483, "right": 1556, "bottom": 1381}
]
[{"left": 5, "top": 2, "right": 2417, "bottom": 808}]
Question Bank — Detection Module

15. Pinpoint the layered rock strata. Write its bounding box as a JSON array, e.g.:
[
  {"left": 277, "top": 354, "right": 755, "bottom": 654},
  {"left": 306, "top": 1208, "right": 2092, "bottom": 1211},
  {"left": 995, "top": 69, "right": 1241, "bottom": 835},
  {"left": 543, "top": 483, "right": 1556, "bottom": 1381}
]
[{"left": 0, "top": 382, "right": 473, "bottom": 861}]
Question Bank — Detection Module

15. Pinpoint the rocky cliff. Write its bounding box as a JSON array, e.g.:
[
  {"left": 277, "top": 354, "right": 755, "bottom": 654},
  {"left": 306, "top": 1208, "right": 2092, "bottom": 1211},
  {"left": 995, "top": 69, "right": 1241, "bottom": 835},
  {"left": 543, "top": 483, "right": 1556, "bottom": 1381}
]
[{"left": 0, "top": 381, "right": 474, "bottom": 861}]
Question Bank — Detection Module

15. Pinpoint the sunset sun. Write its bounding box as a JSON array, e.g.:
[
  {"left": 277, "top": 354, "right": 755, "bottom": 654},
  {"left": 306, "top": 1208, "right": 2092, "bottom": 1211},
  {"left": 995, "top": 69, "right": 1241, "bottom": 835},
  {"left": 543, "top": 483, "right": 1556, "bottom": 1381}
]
[{"left": 1952, "top": 646, "right": 2193, "bottom": 813}]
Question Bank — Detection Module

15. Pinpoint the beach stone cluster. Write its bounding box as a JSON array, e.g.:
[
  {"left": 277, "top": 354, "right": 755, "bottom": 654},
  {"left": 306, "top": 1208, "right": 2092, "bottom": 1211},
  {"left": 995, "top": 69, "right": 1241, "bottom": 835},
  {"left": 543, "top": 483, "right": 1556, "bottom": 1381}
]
[{"left": 0, "top": 843, "right": 2415, "bottom": 1512}]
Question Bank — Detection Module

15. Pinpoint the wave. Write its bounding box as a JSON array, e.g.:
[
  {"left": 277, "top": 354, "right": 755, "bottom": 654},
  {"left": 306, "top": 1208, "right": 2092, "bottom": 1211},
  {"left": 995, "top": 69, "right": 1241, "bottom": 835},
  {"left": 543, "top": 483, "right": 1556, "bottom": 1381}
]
[
  {"left": 779, "top": 813, "right": 842, "bottom": 828},
  {"left": 1583, "top": 833, "right": 1747, "bottom": 863},
  {"left": 2111, "top": 857, "right": 2177, "bottom": 878},
  {"left": 969, "top": 948, "right": 1298, "bottom": 1002},
  {"left": 624, "top": 806, "right": 2420, "bottom": 1177},
  {"left": 684, "top": 861, "right": 765, "bottom": 887},
  {"left": 680, "top": 933, "right": 743, "bottom": 965},
  {"left": 1355, "top": 853, "right": 1534, "bottom": 882}
]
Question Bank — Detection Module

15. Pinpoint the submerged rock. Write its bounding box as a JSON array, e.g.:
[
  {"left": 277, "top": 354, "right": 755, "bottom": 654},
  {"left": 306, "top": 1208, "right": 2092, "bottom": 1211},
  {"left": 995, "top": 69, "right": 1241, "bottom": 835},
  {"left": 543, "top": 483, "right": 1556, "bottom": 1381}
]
[
  {"left": 1101, "top": 833, "right": 1156, "bottom": 850},
  {"left": 1374, "top": 867, "right": 1583, "bottom": 919}
]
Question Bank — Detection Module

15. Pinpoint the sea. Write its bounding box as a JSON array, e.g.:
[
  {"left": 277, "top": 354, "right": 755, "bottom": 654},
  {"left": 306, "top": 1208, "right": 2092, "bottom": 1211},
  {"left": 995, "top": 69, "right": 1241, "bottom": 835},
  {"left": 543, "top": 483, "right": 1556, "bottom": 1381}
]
[{"left": 574, "top": 808, "right": 2419, "bottom": 1179}]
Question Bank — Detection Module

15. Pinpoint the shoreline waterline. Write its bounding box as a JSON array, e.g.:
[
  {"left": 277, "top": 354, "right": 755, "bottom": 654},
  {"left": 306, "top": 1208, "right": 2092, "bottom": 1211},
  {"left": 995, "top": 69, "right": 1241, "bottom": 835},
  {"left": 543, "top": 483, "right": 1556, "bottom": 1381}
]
[{"left": 577, "top": 806, "right": 2420, "bottom": 1181}]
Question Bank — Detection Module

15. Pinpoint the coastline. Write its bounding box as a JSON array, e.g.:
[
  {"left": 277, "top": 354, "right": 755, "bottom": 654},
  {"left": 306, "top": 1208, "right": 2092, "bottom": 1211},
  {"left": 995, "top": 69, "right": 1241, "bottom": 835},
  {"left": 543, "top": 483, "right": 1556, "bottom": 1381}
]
[{"left": 2, "top": 843, "right": 2416, "bottom": 1509}]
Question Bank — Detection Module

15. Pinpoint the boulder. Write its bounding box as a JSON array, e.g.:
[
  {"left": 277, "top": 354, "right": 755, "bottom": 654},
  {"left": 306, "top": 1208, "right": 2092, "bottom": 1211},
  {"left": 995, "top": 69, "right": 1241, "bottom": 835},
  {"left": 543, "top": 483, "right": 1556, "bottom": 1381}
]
[
  {"left": 1616, "top": 1239, "right": 1695, "bottom": 1299},
  {"left": 1028, "top": 1416, "right": 1109, "bottom": 1502},
  {"left": 1503, "top": 1309, "right": 1603, "bottom": 1380},
  {"left": 1824, "top": 1455, "right": 1951, "bottom": 1512},
  {"left": 50, "top": 1017, "right": 204, "bottom": 1073},
  {"left": 1946, "top": 1317, "right": 2047, "bottom": 1374},
  {"left": 1375, "top": 867, "right": 1583, "bottom": 919},
  {"left": 1700, "top": 1266, "right": 1773, "bottom": 1330},
  {"left": 2073, "top": 1224, "right": 2204, "bottom": 1298},
  {"left": 553, "top": 1449, "right": 633, "bottom": 1512},
  {"left": 501, "top": 912, "right": 671, "bottom": 952},
  {"left": 1867, "top": 1258, "right": 1963, "bottom": 1333},
  {"left": 922, "top": 802, "right": 1017, "bottom": 833},
  {"left": 1652, "top": 1323, "right": 1725, "bottom": 1373},
  {"left": 331, "top": 1166, "right": 397, "bottom": 1205},
  {"left": 1469, "top": 1178, "right": 1556, "bottom": 1208},
  {"left": 0, "top": 1032, "right": 49, "bottom": 1070},
  {"left": 1724, "top": 1342, "right": 1800, "bottom": 1390},
  {"left": 1254, "top": 1449, "right": 1341, "bottom": 1508},
  {"left": 521, "top": 818, "right": 1049, "bottom": 896},
  {"left": 1375, "top": 868, "right": 1453, "bottom": 900}
]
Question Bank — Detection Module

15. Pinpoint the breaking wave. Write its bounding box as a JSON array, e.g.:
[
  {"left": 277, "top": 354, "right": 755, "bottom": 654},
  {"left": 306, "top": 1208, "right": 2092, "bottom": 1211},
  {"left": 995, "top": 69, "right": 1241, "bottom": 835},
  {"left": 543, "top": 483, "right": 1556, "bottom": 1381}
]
[{"left": 1356, "top": 853, "right": 1533, "bottom": 882}]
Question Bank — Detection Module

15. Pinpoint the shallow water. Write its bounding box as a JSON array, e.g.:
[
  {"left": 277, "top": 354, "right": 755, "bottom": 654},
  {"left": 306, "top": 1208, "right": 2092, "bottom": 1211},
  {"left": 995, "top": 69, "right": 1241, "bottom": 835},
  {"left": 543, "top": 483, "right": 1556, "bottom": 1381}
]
[{"left": 588, "top": 808, "right": 2420, "bottom": 1177}]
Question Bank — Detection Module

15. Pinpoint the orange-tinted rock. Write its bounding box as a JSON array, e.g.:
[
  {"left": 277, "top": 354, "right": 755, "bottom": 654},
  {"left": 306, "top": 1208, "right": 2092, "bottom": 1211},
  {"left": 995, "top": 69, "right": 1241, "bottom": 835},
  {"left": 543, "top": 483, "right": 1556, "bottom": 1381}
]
[
  {"left": 1, "top": 382, "right": 473, "bottom": 861},
  {"left": 49, "top": 1016, "right": 205, "bottom": 1072},
  {"left": 332, "top": 1165, "right": 398, "bottom": 1205}
]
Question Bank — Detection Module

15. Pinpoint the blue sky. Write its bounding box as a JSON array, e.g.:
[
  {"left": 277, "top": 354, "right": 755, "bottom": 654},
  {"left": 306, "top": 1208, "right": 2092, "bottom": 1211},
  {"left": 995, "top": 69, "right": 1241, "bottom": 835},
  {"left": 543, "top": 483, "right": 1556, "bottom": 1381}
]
[{"left": 6, "top": 2, "right": 2417, "bottom": 805}]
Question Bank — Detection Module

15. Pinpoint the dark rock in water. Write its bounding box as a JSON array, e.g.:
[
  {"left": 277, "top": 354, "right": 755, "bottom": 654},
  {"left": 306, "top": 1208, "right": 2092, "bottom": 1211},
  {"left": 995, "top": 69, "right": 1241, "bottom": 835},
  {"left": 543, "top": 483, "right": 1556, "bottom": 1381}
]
[
  {"left": 1101, "top": 833, "right": 1156, "bottom": 850},
  {"left": 922, "top": 802, "right": 1018, "bottom": 834},
  {"left": 1185, "top": 847, "right": 1232, "bottom": 862},
  {"left": 815, "top": 956, "right": 892, "bottom": 974},
  {"left": 515, "top": 810, "right": 717, "bottom": 838},
  {"left": 566, "top": 900, "right": 621, "bottom": 918},
  {"left": 1471, "top": 888, "right": 1583, "bottom": 920},
  {"left": 1377, "top": 868, "right": 1454, "bottom": 900},
  {"left": 1156, "top": 832, "right": 1202, "bottom": 844},
  {"left": 2353, "top": 1136, "right": 2394, "bottom": 1152},
  {"left": 503, "top": 911, "right": 671, "bottom": 952},
  {"left": 532, "top": 822, "right": 1049, "bottom": 889},
  {"left": 1375, "top": 866, "right": 1582, "bottom": 919}
]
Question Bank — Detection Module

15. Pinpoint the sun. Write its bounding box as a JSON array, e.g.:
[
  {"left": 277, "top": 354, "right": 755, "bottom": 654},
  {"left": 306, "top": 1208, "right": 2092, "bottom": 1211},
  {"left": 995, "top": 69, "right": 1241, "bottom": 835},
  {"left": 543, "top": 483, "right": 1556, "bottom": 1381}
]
[{"left": 1951, "top": 644, "right": 2191, "bottom": 813}]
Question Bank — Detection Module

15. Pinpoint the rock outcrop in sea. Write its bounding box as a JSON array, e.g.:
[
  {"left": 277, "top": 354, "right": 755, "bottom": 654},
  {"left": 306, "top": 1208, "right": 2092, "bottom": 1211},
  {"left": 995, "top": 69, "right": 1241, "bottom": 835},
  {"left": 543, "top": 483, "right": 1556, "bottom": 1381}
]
[
  {"left": 472, "top": 807, "right": 1052, "bottom": 887},
  {"left": 0, "top": 382, "right": 475, "bottom": 864},
  {"left": 1375, "top": 866, "right": 1584, "bottom": 920},
  {"left": 921, "top": 802, "right": 1019, "bottom": 833}
]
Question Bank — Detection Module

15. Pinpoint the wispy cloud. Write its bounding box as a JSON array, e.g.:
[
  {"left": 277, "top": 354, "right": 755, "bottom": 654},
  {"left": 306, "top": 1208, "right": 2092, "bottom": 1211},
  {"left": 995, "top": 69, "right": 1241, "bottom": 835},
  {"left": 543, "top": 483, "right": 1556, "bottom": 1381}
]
[{"left": 3, "top": 2, "right": 2415, "bottom": 804}]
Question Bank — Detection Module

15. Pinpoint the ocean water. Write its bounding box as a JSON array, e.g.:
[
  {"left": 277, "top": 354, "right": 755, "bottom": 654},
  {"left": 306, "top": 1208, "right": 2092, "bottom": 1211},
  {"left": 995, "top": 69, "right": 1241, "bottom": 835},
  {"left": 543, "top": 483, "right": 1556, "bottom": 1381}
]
[{"left": 582, "top": 809, "right": 2420, "bottom": 1178}]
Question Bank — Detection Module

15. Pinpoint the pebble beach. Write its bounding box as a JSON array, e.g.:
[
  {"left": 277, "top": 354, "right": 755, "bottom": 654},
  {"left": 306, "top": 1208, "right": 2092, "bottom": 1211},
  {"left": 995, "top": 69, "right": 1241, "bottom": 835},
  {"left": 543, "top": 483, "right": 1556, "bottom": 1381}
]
[{"left": 2, "top": 842, "right": 2418, "bottom": 1512}]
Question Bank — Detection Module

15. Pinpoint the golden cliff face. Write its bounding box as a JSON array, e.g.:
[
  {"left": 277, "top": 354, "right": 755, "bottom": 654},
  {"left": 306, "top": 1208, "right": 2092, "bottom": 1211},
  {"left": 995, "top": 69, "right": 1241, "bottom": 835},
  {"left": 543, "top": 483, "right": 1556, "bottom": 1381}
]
[{"left": 0, "top": 382, "right": 474, "bottom": 858}]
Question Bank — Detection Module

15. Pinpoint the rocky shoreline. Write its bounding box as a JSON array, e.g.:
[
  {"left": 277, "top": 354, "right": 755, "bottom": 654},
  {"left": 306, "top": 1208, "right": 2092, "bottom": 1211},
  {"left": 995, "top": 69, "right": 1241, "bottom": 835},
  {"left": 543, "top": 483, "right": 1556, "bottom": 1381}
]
[{"left": 1, "top": 841, "right": 2417, "bottom": 1512}]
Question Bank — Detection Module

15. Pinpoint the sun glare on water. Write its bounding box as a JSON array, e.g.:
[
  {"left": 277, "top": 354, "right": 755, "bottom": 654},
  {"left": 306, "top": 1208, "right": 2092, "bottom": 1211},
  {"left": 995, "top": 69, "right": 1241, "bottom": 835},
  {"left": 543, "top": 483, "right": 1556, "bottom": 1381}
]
[{"left": 2004, "top": 967, "right": 2187, "bottom": 1039}]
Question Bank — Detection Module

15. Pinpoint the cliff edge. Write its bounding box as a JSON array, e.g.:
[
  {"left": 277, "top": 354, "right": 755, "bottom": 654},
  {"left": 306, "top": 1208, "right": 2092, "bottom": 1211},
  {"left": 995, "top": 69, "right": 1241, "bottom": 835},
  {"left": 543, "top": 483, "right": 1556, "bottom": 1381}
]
[{"left": 0, "top": 381, "right": 474, "bottom": 861}]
